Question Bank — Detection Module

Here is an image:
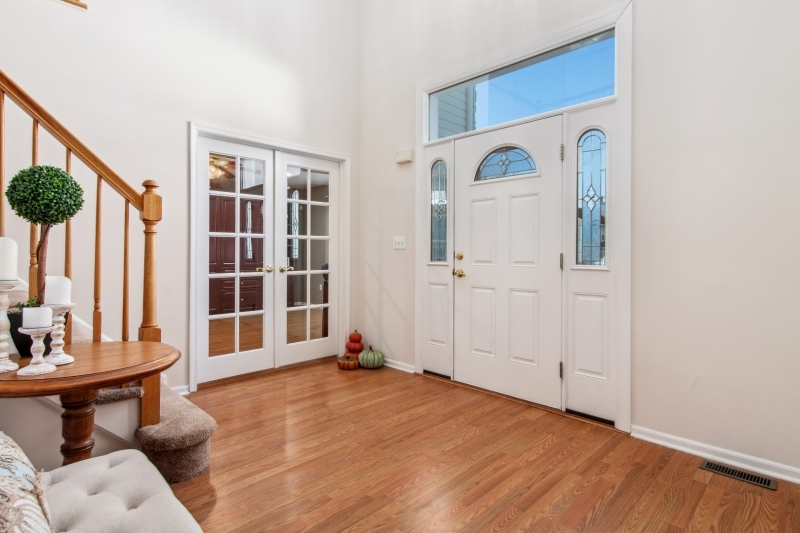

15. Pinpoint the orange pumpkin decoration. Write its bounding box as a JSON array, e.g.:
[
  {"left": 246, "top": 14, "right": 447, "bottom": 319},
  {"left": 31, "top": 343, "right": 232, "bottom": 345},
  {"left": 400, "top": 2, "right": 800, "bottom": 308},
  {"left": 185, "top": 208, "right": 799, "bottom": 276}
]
[
  {"left": 349, "top": 330, "right": 363, "bottom": 343},
  {"left": 337, "top": 356, "right": 359, "bottom": 370},
  {"left": 346, "top": 341, "right": 364, "bottom": 353}
]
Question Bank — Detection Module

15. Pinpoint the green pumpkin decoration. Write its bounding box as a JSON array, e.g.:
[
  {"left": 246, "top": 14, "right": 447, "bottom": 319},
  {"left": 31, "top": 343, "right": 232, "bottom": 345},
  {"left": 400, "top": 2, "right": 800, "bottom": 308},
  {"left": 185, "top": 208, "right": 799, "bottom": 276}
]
[{"left": 359, "top": 346, "right": 384, "bottom": 369}]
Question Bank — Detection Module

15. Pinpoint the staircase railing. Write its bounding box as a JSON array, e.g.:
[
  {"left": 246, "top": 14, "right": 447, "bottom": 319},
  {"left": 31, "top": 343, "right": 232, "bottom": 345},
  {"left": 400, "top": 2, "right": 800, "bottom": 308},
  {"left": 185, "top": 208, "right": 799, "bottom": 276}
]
[{"left": 0, "top": 69, "right": 162, "bottom": 426}]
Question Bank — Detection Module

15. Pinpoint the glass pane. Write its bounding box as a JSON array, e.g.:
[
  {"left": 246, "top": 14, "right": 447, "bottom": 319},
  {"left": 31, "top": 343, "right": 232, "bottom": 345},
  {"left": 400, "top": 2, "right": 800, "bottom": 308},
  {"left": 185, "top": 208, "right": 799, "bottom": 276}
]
[
  {"left": 287, "top": 274, "right": 307, "bottom": 307},
  {"left": 240, "top": 158, "right": 265, "bottom": 195},
  {"left": 475, "top": 147, "right": 536, "bottom": 181},
  {"left": 209, "top": 153, "right": 236, "bottom": 192},
  {"left": 287, "top": 202, "right": 307, "bottom": 236},
  {"left": 310, "top": 205, "right": 329, "bottom": 236},
  {"left": 310, "top": 273, "right": 328, "bottom": 304},
  {"left": 430, "top": 160, "right": 447, "bottom": 262},
  {"left": 429, "top": 30, "right": 615, "bottom": 140},
  {"left": 239, "top": 237, "right": 264, "bottom": 272},
  {"left": 209, "top": 318, "right": 235, "bottom": 356},
  {"left": 209, "top": 195, "right": 236, "bottom": 233},
  {"left": 239, "top": 314, "right": 263, "bottom": 352},
  {"left": 240, "top": 198, "right": 264, "bottom": 234},
  {"left": 239, "top": 276, "right": 263, "bottom": 312},
  {"left": 209, "top": 277, "right": 236, "bottom": 315},
  {"left": 309, "top": 239, "right": 329, "bottom": 270},
  {"left": 576, "top": 129, "right": 607, "bottom": 266},
  {"left": 209, "top": 237, "right": 236, "bottom": 274},
  {"left": 286, "top": 239, "right": 307, "bottom": 271},
  {"left": 287, "top": 167, "right": 308, "bottom": 200},
  {"left": 310, "top": 308, "right": 328, "bottom": 340},
  {"left": 287, "top": 309, "right": 307, "bottom": 344},
  {"left": 309, "top": 171, "right": 330, "bottom": 202}
]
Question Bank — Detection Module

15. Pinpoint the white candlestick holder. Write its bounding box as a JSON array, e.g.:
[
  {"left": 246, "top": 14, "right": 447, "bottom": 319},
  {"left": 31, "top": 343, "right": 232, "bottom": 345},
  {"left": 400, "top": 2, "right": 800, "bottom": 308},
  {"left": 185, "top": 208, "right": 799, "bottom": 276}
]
[
  {"left": 17, "top": 326, "right": 57, "bottom": 376},
  {"left": 44, "top": 303, "right": 75, "bottom": 366},
  {"left": 0, "top": 280, "right": 20, "bottom": 373}
]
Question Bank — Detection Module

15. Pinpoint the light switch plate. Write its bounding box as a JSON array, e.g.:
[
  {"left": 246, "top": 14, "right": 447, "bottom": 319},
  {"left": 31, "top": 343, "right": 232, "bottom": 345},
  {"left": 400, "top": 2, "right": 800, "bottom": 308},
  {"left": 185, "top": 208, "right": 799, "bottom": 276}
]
[{"left": 393, "top": 236, "right": 406, "bottom": 249}]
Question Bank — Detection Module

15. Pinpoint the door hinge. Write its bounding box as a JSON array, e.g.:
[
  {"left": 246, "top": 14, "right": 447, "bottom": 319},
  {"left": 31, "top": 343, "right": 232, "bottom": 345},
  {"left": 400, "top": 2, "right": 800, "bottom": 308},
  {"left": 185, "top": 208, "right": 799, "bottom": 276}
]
[
  {"left": 560, "top": 362, "right": 563, "bottom": 379},
  {"left": 560, "top": 144, "right": 564, "bottom": 161},
  {"left": 560, "top": 253, "right": 564, "bottom": 270}
]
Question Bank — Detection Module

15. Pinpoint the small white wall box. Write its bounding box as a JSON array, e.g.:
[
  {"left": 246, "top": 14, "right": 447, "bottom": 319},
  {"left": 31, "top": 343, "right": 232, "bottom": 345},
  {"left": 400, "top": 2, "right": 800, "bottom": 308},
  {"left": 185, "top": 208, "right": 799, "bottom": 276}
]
[
  {"left": 393, "top": 237, "right": 406, "bottom": 249},
  {"left": 395, "top": 149, "right": 414, "bottom": 164}
]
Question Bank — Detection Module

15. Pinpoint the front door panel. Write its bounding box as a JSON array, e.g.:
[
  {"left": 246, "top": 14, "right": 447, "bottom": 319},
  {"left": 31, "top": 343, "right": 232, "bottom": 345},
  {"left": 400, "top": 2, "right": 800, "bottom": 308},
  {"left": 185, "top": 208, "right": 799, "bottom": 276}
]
[{"left": 453, "top": 115, "right": 563, "bottom": 407}]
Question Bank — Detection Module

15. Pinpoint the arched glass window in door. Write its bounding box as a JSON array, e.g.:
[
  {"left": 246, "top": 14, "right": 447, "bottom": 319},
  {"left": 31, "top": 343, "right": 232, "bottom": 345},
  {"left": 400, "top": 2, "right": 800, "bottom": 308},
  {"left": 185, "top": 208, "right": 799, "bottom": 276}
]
[
  {"left": 431, "top": 160, "right": 447, "bottom": 262},
  {"left": 475, "top": 146, "right": 536, "bottom": 181},
  {"left": 576, "top": 129, "right": 607, "bottom": 266}
]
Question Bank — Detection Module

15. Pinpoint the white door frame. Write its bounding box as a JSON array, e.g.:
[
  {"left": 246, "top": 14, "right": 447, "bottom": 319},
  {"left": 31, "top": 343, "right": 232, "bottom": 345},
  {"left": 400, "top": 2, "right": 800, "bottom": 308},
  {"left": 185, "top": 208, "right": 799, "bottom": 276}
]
[
  {"left": 414, "top": 4, "right": 633, "bottom": 431},
  {"left": 189, "top": 122, "right": 352, "bottom": 393}
]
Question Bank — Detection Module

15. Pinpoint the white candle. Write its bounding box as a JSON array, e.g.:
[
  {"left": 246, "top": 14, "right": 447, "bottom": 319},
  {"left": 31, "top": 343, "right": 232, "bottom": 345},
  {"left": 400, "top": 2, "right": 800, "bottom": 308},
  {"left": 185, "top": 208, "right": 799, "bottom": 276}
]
[
  {"left": 44, "top": 276, "right": 72, "bottom": 305},
  {"left": 23, "top": 307, "right": 53, "bottom": 329},
  {"left": 0, "top": 237, "right": 18, "bottom": 281}
]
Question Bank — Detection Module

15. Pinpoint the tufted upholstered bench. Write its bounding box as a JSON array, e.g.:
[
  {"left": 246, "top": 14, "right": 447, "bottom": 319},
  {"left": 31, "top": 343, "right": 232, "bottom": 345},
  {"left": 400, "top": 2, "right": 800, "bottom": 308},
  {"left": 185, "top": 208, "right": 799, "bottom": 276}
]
[{"left": 43, "top": 449, "right": 202, "bottom": 533}]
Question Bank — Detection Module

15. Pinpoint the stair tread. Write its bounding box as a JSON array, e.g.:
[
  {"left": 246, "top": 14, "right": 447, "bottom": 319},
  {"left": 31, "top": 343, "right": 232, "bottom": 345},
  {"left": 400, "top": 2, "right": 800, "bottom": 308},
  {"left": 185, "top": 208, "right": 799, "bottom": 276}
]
[{"left": 136, "top": 387, "right": 217, "bottom": 451}]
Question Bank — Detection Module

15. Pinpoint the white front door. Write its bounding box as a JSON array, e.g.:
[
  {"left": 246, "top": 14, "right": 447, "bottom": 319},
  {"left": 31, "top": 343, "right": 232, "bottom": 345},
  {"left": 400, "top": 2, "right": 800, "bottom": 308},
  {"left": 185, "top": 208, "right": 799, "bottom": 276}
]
[
  {"left": 197, "top": 137, "right": 276, "bottom": 383},
  {"left": 452, "top": 115, "right": 563, "bottom": 407},
  {"left": 275, "top": 152, "right": 340, "bottom": 366}
]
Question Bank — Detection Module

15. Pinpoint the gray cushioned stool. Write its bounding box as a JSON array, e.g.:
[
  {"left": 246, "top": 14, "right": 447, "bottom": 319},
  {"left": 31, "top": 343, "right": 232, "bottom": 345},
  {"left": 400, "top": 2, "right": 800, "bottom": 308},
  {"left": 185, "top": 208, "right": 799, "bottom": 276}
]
[{"left": 44, "top": 449, "right": 203, "bottom": 533}]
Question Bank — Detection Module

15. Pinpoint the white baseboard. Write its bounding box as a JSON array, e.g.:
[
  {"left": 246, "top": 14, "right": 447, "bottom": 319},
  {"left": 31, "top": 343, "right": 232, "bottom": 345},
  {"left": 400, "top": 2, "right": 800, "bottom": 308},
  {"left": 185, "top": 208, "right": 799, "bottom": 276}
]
[
  {"left": 383, "top": 358, "right": 414, "bottom": 374},
  {"left": 172, "top": 385, "right": 190, "bottom": 396},
  {"left": 631, "top": 425, "right": 800, "bottom": 485}
]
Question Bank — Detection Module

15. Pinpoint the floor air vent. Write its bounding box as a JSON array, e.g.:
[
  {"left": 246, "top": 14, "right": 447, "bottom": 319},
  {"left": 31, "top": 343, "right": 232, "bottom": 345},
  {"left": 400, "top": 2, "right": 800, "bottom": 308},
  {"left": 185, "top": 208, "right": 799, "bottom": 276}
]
[{"left": 699, "top": 460, "right": 777, "bottom": 490}]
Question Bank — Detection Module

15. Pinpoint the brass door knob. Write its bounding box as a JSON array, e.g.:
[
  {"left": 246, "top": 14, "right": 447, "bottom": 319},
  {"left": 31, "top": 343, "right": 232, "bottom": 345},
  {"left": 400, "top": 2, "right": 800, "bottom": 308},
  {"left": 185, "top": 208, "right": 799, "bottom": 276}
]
[
  {"left": 256, "top": 266, "right": 274, "bottom": 273},
  {"left": 455, "top": 252, "right": 464, "bottom": 260},
  {"left": 453, "top": 268, "right": 466, "bottom": 278}
]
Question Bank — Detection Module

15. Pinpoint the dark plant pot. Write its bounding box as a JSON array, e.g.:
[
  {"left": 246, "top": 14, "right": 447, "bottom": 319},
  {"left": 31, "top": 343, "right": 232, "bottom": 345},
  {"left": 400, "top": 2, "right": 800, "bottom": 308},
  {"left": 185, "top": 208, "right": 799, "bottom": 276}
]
[{"left": 8, "top": 312, "right": 56, "bottom": 358}]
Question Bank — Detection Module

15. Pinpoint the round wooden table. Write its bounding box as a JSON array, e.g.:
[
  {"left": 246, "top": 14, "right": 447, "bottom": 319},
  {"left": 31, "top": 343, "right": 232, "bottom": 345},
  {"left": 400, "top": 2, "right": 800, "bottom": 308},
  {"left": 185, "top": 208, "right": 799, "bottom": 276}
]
[{"left": 0, "top": 341, "right": 180, "bottom": 465}]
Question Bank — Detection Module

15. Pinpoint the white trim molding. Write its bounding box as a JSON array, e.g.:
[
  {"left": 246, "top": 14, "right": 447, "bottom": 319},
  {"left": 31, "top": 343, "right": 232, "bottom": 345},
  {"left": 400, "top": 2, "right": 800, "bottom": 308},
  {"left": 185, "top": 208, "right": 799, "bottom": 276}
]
[
  {"left": 383, "top": 358, "right": 415, "bottom": 374},
  {"left": 632, "top": 425, "right": 800, "bottom": 485},
  {"left": 188, "top": 122, "right": 352, "bottom": 393},
  {"left": 172, "top": 385, "right": 190, "bottom": 397},
  {"left": 415, "top": 4, "right": 633, "bottom": 432}
]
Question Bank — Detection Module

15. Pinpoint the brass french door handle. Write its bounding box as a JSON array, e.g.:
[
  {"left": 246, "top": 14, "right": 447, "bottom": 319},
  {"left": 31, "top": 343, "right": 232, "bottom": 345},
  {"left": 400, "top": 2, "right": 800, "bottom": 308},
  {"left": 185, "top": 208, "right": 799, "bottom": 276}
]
[
  {"left": 279, "top": 266, "right": 295, "bottom": 273},
  {"left": 453, "top": 269, "right": 466, "bottom": 278},
  {"left": 256, "top": 266, "right": 274, "bottom": 273}
]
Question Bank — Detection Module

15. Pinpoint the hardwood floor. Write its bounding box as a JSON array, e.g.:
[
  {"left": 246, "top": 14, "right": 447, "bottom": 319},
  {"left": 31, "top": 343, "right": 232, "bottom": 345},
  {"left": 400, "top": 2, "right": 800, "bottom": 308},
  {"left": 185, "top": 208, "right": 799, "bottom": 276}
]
[{"left": 173, "top": 360, "right": 800, "bottom": 532}]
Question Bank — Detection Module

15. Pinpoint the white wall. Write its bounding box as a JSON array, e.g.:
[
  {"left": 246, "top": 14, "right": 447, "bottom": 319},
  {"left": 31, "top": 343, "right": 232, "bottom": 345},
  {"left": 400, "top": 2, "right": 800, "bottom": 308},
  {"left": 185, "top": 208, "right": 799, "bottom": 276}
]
[
  {"left": 3, "top": 0, "right": 799, "bottom": 476},
  {"left": 0, "top": 0, "right": 362, "bottom": 386},
  {"left": 358, "top": 0, "right": 800, "bottom": 472}
]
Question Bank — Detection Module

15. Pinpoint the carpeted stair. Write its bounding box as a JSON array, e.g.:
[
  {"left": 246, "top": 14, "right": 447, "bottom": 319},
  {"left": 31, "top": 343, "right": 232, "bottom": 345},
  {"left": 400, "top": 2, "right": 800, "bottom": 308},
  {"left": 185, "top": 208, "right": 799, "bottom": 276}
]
[
  {"left": 135, "top": 386, "right": 217, "bottom": 483},
  {"left": 9, "top": 289, "right": 216, "bottom": 483}
]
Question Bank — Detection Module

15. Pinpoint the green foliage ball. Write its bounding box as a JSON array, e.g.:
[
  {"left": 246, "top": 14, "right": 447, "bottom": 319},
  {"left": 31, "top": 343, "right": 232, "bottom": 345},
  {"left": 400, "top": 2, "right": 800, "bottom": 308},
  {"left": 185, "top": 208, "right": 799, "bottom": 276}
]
[{"left": 6, "top": 165, "right": 84, "bottom": 226}]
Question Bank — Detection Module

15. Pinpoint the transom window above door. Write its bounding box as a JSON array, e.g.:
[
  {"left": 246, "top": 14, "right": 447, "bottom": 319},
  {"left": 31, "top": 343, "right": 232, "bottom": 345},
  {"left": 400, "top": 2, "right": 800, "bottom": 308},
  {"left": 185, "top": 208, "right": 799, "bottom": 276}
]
[{"left": 429, "top": 30, "right": 615, "bottom": 140}]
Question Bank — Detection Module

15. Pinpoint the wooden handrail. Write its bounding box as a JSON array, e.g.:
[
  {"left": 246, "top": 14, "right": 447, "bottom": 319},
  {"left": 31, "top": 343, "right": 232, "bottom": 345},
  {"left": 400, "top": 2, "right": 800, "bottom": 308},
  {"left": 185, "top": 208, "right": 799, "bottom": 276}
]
[
  {"left": 0, "top": 70, "right": 143, "bottom": 211},
  {"left": 0, "top": 70, "right": 163, "bottom": 427},
  {"left": 61, "top": 0, "right": 88, "bottom": 9}
]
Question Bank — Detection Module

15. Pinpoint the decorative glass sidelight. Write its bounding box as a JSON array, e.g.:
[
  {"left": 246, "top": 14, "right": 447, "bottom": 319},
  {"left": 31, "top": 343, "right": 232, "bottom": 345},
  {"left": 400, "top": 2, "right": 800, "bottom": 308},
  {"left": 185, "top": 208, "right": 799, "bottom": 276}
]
[
  {"left": 475, "top": 147, "right": 536, "bottom": 181},
  {"left": 576, "top": 129, "right": 607, "bottom": 266},
  {"left": 431, "top": 160, "right": 448, "bottom": 262}
]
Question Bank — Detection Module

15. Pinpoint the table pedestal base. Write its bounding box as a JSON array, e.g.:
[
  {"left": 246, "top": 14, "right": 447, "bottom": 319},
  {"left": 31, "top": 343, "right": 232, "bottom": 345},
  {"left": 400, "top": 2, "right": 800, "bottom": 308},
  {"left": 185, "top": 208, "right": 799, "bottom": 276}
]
[{"left": 59, "top": 389, "right": 97, "bottom": 465}]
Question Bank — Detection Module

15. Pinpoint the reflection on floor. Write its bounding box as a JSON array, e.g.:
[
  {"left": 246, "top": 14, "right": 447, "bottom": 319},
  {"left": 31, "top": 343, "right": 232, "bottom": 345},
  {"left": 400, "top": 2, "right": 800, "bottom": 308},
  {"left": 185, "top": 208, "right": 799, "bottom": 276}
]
[
  {"left": 173, "top": 360, "right": 800, "bottom": 532},
  {"left": 209, "top": 309, "right": 327, "bottom": 356}
]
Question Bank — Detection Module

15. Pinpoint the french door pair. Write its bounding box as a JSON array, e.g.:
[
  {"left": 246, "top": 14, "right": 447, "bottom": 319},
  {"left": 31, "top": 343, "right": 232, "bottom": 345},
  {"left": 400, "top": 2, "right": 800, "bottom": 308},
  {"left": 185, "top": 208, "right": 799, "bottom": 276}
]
[{"left": 196, "top": 138, "right": 339, "bottom": 383}]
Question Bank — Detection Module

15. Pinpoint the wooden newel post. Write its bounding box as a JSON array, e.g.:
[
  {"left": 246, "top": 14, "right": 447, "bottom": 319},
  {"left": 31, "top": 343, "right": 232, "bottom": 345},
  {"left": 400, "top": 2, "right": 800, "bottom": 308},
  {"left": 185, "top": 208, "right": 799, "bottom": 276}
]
[
  {"left": 139, "top": 180, "right": 162, "bottom": 427},
  {"left": 138, "top": 180, "right": 161, "bottom": 343}
]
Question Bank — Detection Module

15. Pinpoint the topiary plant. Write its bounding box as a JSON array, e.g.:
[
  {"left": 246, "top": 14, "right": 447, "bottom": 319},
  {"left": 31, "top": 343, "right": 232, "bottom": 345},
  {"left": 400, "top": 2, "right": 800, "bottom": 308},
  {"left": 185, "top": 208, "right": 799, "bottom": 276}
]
[{"left": 6, "top": 165, "right": 84, "bottom": 305}]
